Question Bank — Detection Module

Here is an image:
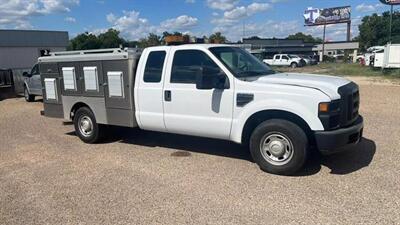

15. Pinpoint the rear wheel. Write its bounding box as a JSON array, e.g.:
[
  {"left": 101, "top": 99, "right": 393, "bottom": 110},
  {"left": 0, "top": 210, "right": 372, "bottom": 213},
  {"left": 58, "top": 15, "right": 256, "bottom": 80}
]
[
  {"left": 24, "top": 86, "right": 35, "bottom": 102},
  {"left": 249, "top": 119, "right": 308, "bottom": 175},
  {"left": 73, "top": 107, "right": 104, "bottom": 143},
  {"left": 290, "top": 62, "right": 298, "bottom": 68}
]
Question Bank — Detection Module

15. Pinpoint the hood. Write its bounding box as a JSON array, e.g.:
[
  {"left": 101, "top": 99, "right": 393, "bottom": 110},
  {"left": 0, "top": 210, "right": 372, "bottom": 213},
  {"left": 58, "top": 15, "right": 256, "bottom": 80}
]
[{"left": 253, "top": 73, "right": 351, "bottom": 99}]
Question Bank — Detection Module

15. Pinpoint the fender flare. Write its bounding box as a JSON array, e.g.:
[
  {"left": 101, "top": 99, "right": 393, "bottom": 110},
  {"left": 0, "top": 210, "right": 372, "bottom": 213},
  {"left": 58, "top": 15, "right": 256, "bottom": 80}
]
[{"left": 230, "top": 99, "right": 324, "bottom": 144}]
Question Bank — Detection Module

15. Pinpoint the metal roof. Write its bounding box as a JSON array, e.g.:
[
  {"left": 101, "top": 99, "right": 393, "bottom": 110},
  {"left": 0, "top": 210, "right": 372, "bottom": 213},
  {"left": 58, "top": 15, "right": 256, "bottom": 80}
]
[
  {"left": 243, "top": 38, "right": 316, "bottom": 47},
  {"left": 38, "top": 48, "right": 142, "bottom": 63},
  {"left": 0, "top": 29, "right": 69, "bottom": 47}
]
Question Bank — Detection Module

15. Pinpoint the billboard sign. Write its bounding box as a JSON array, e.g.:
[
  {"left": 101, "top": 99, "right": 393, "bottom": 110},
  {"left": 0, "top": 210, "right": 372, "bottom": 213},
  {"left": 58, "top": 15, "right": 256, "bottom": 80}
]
[
  {"left": 304, "top": 6, "right": 351, "bottom": 26},
  {"left": 379, "top": 0, "right": 400, "bottom": 5}
]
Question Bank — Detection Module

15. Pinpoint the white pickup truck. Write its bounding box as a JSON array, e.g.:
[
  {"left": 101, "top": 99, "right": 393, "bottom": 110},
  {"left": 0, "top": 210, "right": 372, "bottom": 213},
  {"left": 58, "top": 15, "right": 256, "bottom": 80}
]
[
  {"left": 39, "top": 45, "right": 363, "bottom": 175},
  {"left": 263, "top": 54, "right": 304, "bottom": 68}
]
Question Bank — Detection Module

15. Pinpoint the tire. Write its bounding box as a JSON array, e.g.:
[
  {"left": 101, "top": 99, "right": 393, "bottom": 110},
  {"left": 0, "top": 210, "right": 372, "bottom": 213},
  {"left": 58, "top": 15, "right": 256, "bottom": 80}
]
[
  {"left": 24, "top": 86, "right": 35, "bottom": 102},
  {"left": 73, "top": 107, "right": 104, "bottom": 143},
  {"left": 249, "top": 119, "right": 308, "bottom": 175},
  {"left": 290, "top": 62, "right": 298, "bottom": 68}
]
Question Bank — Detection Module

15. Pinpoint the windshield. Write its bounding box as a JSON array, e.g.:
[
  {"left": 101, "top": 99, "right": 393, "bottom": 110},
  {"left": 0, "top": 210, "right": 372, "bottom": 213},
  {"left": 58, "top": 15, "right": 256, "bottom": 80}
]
[{"left": 209, "top": 47, "right": 275, "bottom": 78}]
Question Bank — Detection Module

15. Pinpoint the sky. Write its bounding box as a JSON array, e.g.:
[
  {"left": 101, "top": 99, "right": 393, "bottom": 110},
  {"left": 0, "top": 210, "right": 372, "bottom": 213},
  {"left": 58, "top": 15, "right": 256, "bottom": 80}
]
[{"left": 0, "top": 0, "right": 398, "bottom": 42}]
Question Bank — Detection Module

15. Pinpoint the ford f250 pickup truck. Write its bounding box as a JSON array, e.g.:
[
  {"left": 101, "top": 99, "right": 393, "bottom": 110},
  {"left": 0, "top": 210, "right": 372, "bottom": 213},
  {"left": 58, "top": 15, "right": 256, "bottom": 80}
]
[
  {"left": 38, "top": 45, "right": 363, "bottom": 175},
  {"left": 23, "top": 64, "right": 43, "bottom": 102},
  {"left": 263, "top": 54, "right": 305, "bottom": 68}
]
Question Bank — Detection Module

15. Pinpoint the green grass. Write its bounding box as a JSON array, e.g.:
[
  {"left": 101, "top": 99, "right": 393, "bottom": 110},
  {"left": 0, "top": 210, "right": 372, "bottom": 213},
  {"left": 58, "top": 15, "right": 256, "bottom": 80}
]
[{"left": 273, "top": 63, "right": 400, "bottom": 79}]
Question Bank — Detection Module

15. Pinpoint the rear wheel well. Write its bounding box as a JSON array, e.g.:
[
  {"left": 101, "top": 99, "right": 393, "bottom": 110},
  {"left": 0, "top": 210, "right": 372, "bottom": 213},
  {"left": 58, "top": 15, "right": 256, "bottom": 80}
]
[
  {"left": 70, "top": 102, "right": 90, "bottom": 120},
  {"left": 241, "top": 110, "right": 314, "bottom": 146}
]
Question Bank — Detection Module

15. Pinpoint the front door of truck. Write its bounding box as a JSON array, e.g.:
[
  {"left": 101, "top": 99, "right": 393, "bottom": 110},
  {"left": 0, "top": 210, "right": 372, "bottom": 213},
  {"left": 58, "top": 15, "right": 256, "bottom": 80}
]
[
  {"left": 30, "top": 64, "right": 42, "bottom": 95},
  {"left": 136, "top": 47, "right": 169, "bottom": 132},
  {"left": 281, "top": 55, "right": 290, "bottom": 66},
  {"left": 163, "top": 49, "right": 234, "bottom": 140}
]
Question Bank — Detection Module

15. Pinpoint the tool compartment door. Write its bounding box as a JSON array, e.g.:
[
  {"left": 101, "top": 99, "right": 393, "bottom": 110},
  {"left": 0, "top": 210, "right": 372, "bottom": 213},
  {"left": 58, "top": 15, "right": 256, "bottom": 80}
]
[
  {"left": 80, "top": 61, "right": 105, "bottom": 97},
  {"left": 40, "top": 62, "right": 64, "bottom": 118},
  {"left": 102, "top": 60, "right": 131, "bottom": 109},
  {"left": 102, "top": 59, "right": 135, "bottom": 127},
  {"left": 59, "top": 62, "right": 82, "bottom": 96}
]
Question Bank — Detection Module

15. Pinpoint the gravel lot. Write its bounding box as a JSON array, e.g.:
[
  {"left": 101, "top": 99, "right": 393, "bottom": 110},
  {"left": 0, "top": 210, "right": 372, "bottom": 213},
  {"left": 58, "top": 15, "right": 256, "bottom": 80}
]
[{"left": 1, "top": 77, "right": 399, "bottom": 225}]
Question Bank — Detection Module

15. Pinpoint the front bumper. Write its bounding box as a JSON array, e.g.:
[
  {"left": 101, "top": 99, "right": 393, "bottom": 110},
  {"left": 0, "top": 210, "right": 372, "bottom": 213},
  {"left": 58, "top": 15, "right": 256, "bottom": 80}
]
[{"left": 315, "top": 116, "right": 364, "bottom": 155}]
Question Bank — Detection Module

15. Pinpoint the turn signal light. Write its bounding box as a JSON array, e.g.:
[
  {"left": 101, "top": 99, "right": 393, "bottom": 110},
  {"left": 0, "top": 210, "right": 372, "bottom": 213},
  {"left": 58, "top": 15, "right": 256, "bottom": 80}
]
[{"left": 319, "top": 103, "right": 329, "bottom": 112}]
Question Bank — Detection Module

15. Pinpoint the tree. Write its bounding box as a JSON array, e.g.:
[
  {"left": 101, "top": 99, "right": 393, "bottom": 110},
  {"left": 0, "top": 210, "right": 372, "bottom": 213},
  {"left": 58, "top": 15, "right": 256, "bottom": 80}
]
[
  {"left": 356, "top": 11, "right": 400, "bottom": 51},
  {"left": 286, "top": 32, "right": 322, "bottom": 43},
  {"left": 69, "top": 32, "right": 101, "bottom": 50},
  {"left": 209, "top": 32, "right": 227, "bottom": 43},
  {"left": 248, "top": 36, "right": 261, "bottom": 40},
  {"left": 68, "top": 29, "right": 126, "bottom": 50},
  {"left": 137, "top": 33, "right": 162, "bottom": 48},
  {"left": 98, "top": 29, "right": 126, "bottom": 48}
]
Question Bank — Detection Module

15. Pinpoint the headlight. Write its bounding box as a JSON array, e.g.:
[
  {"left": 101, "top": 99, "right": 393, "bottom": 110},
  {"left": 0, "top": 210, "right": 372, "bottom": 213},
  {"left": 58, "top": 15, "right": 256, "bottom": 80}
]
[
  {"left": 318, "top": 101, "right": 341, "bottom": 130},
  {"left": 318, "top": 101, "right": 340, "bottom": 114},
  {"left": 318, "top": 103, "right": 329, "bottom": 113}
]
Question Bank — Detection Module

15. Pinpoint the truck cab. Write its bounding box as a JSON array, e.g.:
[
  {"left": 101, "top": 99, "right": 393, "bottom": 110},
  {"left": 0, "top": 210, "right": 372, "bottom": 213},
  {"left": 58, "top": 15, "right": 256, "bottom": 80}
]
[
  {"left": 39, "top": 45, "right": 363, "bottom": 175},
  {"left": 263, "top": 54, "right": 303, "bottom": 68}
]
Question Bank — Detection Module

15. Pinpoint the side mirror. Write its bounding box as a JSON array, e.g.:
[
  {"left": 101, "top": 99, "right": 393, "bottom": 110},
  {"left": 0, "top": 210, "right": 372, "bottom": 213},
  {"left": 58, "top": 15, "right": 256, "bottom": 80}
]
[
  {"left": 23, "top": 72, "right": 30, "bottom": 77},
  {"left": 196, "top": 67, "right": 228, "bottom": 90}
]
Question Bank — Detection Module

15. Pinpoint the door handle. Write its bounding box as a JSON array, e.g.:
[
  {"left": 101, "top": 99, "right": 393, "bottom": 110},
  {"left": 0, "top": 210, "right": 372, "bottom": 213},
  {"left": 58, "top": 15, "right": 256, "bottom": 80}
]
[{"left": 164, "top": 90, "right": 171, "bottom": 101}]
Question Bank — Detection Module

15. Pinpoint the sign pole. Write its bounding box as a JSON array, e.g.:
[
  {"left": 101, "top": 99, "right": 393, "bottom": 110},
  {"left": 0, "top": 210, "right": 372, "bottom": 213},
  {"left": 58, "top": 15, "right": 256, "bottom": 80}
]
[
  {"left": 322, "top": 23, "right": 326, "bottom": 62},
  {"left": 390, "top": 4, "right": 393, "bottom": 43},
  {"left": 347, "top": 21, "right": 351, "bottom": 42}
]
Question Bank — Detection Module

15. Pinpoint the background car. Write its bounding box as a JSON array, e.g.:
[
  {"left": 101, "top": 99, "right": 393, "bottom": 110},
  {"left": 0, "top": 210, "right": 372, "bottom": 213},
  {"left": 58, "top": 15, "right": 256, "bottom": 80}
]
[{"left": 23, "top": 64, "right": 42, "bottom": 102}]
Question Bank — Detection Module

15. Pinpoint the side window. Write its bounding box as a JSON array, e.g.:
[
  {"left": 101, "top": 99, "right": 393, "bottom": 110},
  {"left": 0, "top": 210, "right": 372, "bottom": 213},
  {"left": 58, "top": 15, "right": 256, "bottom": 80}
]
[
  {"left": 282, "top": 55, "right": 289, "bottom": 60},
  {"left": 171, "top": 50, "right": 221, "bottom": 84},
  {"left": 143, "top": 51, "right": 166, "bottom": 83}
]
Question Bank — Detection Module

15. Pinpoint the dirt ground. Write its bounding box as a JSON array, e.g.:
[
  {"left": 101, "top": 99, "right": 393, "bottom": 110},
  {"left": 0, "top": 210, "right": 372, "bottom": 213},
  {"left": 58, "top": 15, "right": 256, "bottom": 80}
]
[{"left": 1, "top": 77, "right": 399, "bottom": 225}]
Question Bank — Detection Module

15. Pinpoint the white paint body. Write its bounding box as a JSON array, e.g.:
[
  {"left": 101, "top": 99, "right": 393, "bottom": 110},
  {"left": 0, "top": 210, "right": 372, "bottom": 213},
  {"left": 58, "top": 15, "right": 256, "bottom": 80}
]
[
  {"left": 263, "top": 54, "right": 302, "bottom": 67},
  {"left": 363, "top": 46, "right": 384, "bottom": 66},
  {"left": 383, "top": 44, "right": 400, "bottom": 69},
  {"left": 134, "top": 45, "right": 351, "bottom": 144},
  {"left": 374, "top": 52, "right": 385, "bottom": 68}
]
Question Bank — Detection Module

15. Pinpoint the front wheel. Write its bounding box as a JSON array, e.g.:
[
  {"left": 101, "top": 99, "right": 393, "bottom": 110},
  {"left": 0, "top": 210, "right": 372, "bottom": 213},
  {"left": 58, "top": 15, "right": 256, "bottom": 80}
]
[
  {"left": 249, "top": 119, "right": 308, "bottom": 175},
  {"left": 73, "top": 107, "right": 104, "bottom": 143}
]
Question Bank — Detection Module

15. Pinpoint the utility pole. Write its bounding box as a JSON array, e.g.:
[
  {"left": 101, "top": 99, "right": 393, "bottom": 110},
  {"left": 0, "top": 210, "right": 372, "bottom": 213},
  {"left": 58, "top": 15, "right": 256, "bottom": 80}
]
[
  {"left": 347, "top": 21, "right": 351, "bottom": 42},
  {"left": 321, "top": 23, "right": 326, "bottom": 62},
  {"left": 243, "top": 21, "right": 246, "bottom": 40},
  {"left": 389, "top": 4, "right": 393, "bottom": 43}
]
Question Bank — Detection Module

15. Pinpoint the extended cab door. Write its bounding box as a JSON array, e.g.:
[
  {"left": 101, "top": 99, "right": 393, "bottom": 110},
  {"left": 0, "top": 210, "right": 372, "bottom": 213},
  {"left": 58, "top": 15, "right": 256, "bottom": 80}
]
[
  {"left": 273, "top": 55, "right": 281, "bottom": 65},
  {"left": 162, "top": 48, "right": 234, "bottom": 140},
  {"left": 135, "top": 47, "right": 169, "bottom": 132}
]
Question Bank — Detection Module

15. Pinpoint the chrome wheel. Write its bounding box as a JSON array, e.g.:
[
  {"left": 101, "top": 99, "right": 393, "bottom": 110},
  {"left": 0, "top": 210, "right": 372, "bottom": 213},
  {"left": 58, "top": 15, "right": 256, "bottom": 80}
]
[
  {"left": 260, "top": 133, "right": 294, "bottom": 166},
  {"left": 78, "top": 115, "right": 93, "bottom": 137}
]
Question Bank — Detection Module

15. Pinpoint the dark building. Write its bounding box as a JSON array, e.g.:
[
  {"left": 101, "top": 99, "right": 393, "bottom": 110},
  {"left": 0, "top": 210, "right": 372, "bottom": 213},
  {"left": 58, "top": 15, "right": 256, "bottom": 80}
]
[
  {"left": 243, "top": 38, "right": 317, "bottom": 58},
  {"left": 0, "top": 29, "right": 69, "bottom": 94},
  {"left": 0, "top": 29, "right": 69, "bottom": 70},
  {"left": 242, "top": 37, "right": 359, "bottom": 62}
]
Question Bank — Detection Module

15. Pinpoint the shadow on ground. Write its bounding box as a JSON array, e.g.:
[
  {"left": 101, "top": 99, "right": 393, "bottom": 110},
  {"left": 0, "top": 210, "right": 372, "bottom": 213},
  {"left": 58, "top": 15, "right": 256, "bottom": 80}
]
[{"left": 66, "top": 126, "right": 376, "bottom": 176}]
